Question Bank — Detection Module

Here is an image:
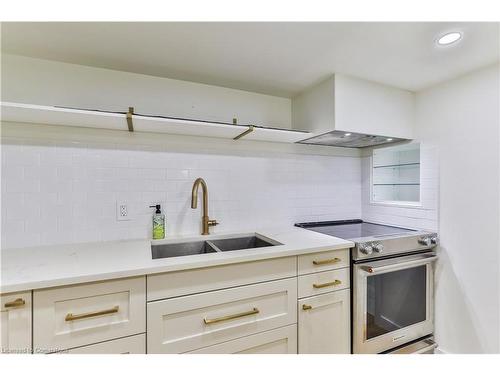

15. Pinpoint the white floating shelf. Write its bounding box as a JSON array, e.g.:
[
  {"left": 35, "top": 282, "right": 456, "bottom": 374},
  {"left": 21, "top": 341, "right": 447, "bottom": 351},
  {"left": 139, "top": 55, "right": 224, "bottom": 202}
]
[
  {"left": 1, "top": 102, "right": 310, "bottom": 144},
  {"left": 131, "top": 114, "right": 243, "bottom": 139},
  {"left": 1, "top": 102, "right": 126, "bottom": 130},
  {"left": 242, "top": 126, "right": 310, "bottom": 143}
]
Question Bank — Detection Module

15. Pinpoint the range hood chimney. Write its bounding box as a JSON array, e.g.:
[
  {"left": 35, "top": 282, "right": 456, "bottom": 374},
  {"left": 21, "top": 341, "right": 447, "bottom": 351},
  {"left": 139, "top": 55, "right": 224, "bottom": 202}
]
[{"left": 292, "top": 74, "right": 414, "bottom": 148}]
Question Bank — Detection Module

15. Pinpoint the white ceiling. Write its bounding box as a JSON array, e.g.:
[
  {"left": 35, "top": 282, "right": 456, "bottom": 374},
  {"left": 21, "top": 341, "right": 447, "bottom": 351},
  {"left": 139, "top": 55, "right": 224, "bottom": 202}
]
[{"left": 1, "top": 22, "right": 499, "bottom": 97}]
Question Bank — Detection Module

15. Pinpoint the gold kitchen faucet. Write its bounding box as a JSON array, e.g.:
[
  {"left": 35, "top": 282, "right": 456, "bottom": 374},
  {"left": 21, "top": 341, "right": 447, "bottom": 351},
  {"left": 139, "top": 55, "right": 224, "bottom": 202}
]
[{"left": 191, "top": 178, "right": 219, "bottom": 235}]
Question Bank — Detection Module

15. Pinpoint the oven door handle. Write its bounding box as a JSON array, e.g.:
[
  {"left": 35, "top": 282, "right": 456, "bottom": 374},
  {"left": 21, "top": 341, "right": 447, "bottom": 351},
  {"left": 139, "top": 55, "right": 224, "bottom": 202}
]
[{"left": 361, "top": 255, "right": 438, "bottom": 274}]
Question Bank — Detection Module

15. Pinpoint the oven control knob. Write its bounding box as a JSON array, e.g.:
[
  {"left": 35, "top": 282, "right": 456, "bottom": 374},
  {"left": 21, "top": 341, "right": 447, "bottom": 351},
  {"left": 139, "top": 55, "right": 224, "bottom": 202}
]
[
  {"left": 418, "top": 237, "right": 431, "bottom": 246},
  {"left": 373, "top": 242, "right": 384, "bottom": 253},
  {"left": 359, "top": 243, "right": 373, "bottom": 255},
  {"left": 430, "top": 236, "right": 438, "bottom": 245}
]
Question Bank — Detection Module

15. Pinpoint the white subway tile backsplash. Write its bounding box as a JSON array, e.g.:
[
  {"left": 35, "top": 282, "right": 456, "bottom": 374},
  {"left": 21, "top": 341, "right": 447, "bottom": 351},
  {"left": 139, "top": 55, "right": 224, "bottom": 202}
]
[
  {"left": 6, "top": 177, "right": 40, "bottom": 193},
  {"left": 87, "top": 167, "right": 115, "bottom": 179},
  {"left": 2, "top": 220, "right": 25, "bottom": 237},
  {"left": 2, "top": 193, "right": 25, "bottom": 219},
  {"left": 140, "top": 168, "right": 166, "bottom": 179},
  {"left": 25, "top": 217, "right": 58, "bottom": 234},
  {"left": 2, "top": 147, "right": 40, "bottom": 167},
  {"left": 3, "top": 166, "right": 24, "bottom": 180},
  {"left": 40, "top": 177, "right": 72, "bottom": 194},
  {"left": 2, "top": 136, "right": 363, "bottom": 248}
]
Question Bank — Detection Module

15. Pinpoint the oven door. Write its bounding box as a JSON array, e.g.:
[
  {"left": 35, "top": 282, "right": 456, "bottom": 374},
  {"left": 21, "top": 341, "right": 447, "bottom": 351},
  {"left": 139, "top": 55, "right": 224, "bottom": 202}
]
[{"left": 353, "top": 252, "right": 437, "bottom": 354}]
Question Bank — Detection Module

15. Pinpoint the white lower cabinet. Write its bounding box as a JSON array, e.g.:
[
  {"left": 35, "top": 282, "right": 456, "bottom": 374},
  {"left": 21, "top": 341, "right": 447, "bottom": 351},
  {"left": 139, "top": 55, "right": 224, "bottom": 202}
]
[
  {"left": 33, "top": 276, "right": 146, "bottom": 352},
  {"left": 17, "top": 248, "right": 352, "bottom": 354},
  {"left": 298, "top": 289, "right": 350, "bottom": 354},
  {"left": 58, "top": 334, "right": 146, "bottom": 354},
  {"left": 147, "top": 278, "right": 297, "bottom": 353},
  {"left": 0, "top": 292, "right": 32, "bottom": 354},
  {"left": 187, "top": 325, "right": 297, "bottom": 354}
]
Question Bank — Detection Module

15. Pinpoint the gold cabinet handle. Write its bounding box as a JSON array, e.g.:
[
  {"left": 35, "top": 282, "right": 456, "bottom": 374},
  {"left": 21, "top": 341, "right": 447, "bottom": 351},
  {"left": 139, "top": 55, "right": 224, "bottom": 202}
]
[
  {"left": 4, "top": 298, "right": 26, "bottom": 308},
  {"left": 312, "top": 257, "right": 341, "bottom": 266},
  {"left": 313, "top": 280, "right": 342, "bottom": 289},
  {"left": 302, "top": 304, "right": 312, "bottom": 311},
  {"left": 65, "top": 306, "right": 119, "bottom": 322},
  {"left": 204, "top": 307, "right": 259, "bottom": 325}
]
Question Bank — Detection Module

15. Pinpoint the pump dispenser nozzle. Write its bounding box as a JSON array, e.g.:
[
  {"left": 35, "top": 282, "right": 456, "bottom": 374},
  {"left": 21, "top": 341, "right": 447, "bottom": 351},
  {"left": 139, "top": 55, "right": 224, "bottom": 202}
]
[{"left": 149, "top": 204, "right": 161, "bottom": 214}]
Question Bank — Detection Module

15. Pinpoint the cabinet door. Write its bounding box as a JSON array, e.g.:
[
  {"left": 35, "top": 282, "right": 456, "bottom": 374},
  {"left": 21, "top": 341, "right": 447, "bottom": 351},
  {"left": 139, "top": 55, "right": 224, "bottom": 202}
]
[
  {"left": 298, "top": 268, "right": 350, "bottom": 298},
  {"left": 298, "top": 289, "right": 350, "bottom": 354},
  {"left": 0, "top": 292, "right": 32, "bottom": 354},
  {"left": 187, "top": 325, "right": 297, "bottom": 354},
  {"left": 148, "top": 257, "right": 296, "bottom": 301},
  {"left": 147, "top": 278, "right": 297, "bottom": 353},
  {"left": 298, "top": 249, "right": 349, "bottom": 276},
  {"left": 34, "top": 277, "right": 145, "bottom": 352}
]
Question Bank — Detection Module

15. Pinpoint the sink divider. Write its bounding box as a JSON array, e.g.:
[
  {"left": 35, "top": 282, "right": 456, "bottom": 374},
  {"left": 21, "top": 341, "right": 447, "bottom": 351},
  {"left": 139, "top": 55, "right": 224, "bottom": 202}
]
[{"left": 205, "top": 241, "right": 223, "bottom": 253}]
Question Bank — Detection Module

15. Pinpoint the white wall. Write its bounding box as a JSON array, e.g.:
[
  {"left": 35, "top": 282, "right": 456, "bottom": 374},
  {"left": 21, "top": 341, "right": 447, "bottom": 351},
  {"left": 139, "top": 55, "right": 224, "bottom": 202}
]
[
  {"left": 415, "top": 64, "right": 500, "bottom": 353},
  {"left": 1, "top": 54, "right": 291, "bottom": 128},
  {"left": 360, "top": 64, "right": 499, "bottom": 353}
]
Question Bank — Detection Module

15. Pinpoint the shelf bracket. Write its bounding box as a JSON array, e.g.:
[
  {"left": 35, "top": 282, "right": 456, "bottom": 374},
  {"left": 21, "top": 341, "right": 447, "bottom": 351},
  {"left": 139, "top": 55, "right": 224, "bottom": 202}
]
[
  {"left": 126, "top": 107, "right": 134, "bottom": 132},
  {"left": 233, "top": 125, "right": 254, "bottom": 140}
]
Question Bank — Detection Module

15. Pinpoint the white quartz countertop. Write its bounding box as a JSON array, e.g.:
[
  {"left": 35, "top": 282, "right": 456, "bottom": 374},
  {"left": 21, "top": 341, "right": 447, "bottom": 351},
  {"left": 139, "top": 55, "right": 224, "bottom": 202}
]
[{"left": 0, "top": 226, "right": 353, "bottom": 294}]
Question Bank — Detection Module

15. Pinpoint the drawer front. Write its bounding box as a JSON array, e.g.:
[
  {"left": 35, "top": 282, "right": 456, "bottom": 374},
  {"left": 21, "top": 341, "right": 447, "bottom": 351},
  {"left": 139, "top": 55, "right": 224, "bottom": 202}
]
[
  {"left": 34, "top": 277, "right": 146, "bottom": 352},
  {"left": 61, "top": 334, "right": 146, "bottom": 354},
  {"left": 148, "top": 256, "right": 296, "bottom": 301},
  {"left": 298, "top": 268, "right": 350, "bottom": 298},
  {"left": 298, "top": 289, "right": 350, "bottom": 354},
  {"left": 1, "top": 291, "right": 32, "bottom": 354},
  {"left": 187, "top": 325, "right": 297, "bottom": 354},
  {"left": 298, "top": 249, "right": 349, "bottom": 275},
  {"left": 147, "top": 278, "right": 297, "bottom": 353}
]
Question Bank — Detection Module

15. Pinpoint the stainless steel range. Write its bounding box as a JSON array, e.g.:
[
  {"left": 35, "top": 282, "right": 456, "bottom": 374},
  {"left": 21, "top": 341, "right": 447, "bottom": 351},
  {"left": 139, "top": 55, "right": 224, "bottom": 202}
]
[{"left": 295, "top": 219, "right": 438, "bottom": 354}]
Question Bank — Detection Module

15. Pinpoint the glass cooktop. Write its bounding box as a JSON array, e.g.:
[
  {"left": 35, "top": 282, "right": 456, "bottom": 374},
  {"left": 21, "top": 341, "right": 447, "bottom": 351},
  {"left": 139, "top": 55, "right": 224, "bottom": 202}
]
[{"left": 295, "top": 220, "right": 415, "bottom": 240}]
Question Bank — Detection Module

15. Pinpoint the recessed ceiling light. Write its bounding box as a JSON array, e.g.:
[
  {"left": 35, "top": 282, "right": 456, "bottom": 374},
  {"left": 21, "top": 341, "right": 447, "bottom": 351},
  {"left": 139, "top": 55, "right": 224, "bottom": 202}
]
[{"left": 437, "top": 32, "right": 462, "bottom": 46}]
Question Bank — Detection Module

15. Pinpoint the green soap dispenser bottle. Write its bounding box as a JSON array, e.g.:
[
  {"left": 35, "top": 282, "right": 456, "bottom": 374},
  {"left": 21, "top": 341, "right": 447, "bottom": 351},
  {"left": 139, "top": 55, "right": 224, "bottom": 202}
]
[{"left": 149, "top": 204, "right": 165, "bottom": 240}]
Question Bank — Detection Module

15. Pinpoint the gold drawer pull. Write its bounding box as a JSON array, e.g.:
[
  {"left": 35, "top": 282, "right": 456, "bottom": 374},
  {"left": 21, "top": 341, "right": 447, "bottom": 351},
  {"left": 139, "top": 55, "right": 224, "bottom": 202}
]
[
  {"left": 4, "top": 298, "right": 26, "bottom": 308},
  {"left": 313, "top": 280, "right": 342, "bottom": 289},
  {"left": 302, "top": 304, "right": 312, "bottom": 311},
  {"left": 312, "top": 257, "right": 341, "bottom": 266},
  {"left": 204, "top": 307, "right": 260, "bottom": 325},
  {"left": 65, "top": 306, "right": 119, "bottom": 322}
]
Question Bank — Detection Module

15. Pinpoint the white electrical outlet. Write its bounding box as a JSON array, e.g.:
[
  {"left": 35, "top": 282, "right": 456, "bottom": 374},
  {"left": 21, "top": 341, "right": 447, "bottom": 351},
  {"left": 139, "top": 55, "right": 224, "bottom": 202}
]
[{"left": 116, "top": 202, "right": 131, "bottom": 221}]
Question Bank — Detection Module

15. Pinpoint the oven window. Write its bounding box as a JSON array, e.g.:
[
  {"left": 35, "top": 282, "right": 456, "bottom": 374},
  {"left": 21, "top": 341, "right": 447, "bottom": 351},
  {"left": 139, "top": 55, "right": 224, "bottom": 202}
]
[{"left": 366, "top": 265, "right": 427, "bottom": 340}]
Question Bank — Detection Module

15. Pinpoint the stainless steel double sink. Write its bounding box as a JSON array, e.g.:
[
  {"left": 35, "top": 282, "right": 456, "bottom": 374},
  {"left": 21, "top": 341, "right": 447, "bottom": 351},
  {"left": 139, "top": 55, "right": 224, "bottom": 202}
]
[{"left": 151, "top": 234, "right": 282, "bottom": 259}]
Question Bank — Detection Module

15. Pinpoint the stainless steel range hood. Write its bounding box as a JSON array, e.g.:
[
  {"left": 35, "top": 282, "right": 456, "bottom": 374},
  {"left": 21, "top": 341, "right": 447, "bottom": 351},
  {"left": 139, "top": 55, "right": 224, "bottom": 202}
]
[
  {"left": 292, "top": 74, "right": 414, "bottom": 148},
  {"left": 297, "top": 130, "right": 406, "bottom": 148}
]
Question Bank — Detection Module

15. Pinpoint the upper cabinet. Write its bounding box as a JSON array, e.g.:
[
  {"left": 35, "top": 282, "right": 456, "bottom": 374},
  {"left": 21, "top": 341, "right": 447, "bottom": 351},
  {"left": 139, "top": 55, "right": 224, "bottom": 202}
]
[{"left": 292, "top": 74, "right": 415, "bottom": 147}]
